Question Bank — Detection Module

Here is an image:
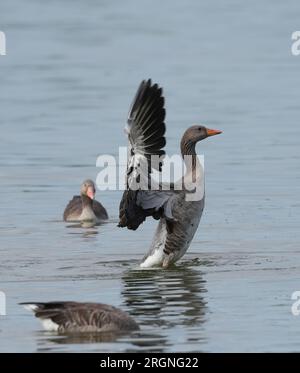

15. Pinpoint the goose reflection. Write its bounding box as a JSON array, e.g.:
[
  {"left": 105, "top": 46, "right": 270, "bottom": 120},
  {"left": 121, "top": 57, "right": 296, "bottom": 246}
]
[
  {"left": 120, "top": 263, "right": 207, "bottom": 351},
  {"left": 65, "top": 219, "right": 111, "bottom": 237},
  {"left": 65, "top": 223, "right": 100, "bottom": 239},
  {"left": 36, "top": 330, "right": 137, "bottom": 348}
]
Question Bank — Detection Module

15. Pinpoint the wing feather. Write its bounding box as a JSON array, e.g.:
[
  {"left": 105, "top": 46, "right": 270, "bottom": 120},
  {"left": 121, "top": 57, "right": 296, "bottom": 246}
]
[
  {"left": 119, "top": 80, "right": 176, "bottom": 230},
  {"left": 20, "top": 302, "right": 138, "bottom": 332},
  {"left": 63, "top": 196, "right": 81, "bottom": 221}
]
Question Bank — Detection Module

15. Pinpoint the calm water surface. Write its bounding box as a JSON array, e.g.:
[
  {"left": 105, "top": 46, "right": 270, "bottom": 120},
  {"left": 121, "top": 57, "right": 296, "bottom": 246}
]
[{"left": 0, "top": 0, "right": 300, "bottom": 352}]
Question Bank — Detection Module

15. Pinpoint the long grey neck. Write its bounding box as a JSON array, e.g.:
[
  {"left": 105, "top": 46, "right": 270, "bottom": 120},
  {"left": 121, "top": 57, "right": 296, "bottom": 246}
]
[{"left": 180, "top": 138, "right": 198, "bottom": 173}]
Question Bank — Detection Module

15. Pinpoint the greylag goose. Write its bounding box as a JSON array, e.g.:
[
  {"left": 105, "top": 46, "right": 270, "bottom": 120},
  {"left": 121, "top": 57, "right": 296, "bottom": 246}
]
[
  {"left": 20, "top": 301, "right": 139, "bottom": 333},
  {"left": 63, "top": 179, "right": 108, "bottom": 223},
  {"left": 118, "top": 79, "right": 221, "bottom": 268}
]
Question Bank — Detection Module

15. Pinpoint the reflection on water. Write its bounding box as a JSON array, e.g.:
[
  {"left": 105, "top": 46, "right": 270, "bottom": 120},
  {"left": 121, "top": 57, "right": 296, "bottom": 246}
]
[
  {"left": 120, "top": 265, "right": 207, "bottom": 352},
  {"left": 34, "top": 263, "right": 207, "bottom": 352},
  {"left": 65, "top": 224, "right": 100, "bottom": 240},
  {"left": 122, "top": 266, "right": 207, "bottom": 325},
  {"left": 66, "top": 221, "right": 102, "bottom": 229},
  {"left": 37, "top": 330, "right": 138, "bottom": 348}
]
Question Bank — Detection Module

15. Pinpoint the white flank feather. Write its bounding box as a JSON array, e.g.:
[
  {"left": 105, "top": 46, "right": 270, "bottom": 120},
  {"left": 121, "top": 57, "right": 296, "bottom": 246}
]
[{"left": 40, "top": 319, "right": 59, "bottom": 332}]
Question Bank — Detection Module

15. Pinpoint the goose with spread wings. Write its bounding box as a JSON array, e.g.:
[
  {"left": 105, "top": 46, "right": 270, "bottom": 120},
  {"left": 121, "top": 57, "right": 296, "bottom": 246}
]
[{"left": 118, "top": 80, "right": 221, "bottom": 268}]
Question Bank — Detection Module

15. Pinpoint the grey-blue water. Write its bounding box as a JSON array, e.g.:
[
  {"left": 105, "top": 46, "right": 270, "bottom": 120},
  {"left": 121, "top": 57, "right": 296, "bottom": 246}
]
[{"left": 0, "top": 0, "right": 300, "bottom": 352}]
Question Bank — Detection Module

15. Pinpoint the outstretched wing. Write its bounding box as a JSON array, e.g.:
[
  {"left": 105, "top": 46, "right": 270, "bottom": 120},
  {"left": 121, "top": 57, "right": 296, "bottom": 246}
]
[
  {"left": 126, "top": 78, "right": 166, "bottom": 178},
  {"left": 119, "top": 79, "right": 176, "bottom": 231}
]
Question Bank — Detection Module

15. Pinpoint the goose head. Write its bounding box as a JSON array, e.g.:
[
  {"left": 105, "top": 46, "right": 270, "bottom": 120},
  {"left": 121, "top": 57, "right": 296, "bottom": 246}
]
[
  {"left": 184, "top": 125, "right": 222, "bottom": 143},
  {"left": 80, "top": 179, "right": 96, "bottom": 200},
  {"left": 181, "top": 125, "right": 222, "bottom": 156}
]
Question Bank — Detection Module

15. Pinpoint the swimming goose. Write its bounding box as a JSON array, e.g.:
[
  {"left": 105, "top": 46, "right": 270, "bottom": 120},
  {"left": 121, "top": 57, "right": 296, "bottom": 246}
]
[
  {"left": 63, "top": 179, "right": 108, "bottom": 223},
  {"left": 20, "top": 301, "right": 139, "bottom": 333},
  {"left": 118, "top": 79, "right": 221, "bottom": 268}
]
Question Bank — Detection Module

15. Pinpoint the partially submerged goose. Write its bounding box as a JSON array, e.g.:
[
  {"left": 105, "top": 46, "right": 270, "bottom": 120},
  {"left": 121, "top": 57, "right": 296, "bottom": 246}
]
[
  {"left": 20, "top": 301, "right": 139, "bottom": 333},
  {"left": 63, "top": 179, "right": 108, "bottom": 223},
  {"left": 119, "top": 79, "right": 221, "bottom": 268}
]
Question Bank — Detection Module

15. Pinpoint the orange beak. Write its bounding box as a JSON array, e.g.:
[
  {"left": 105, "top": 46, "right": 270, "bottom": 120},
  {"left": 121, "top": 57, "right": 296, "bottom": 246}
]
[
  {"left": 206, "top": 128, "right": 222, "bottom": 137},
  {"left": 86, "top": 186, "right": 95, "bottom": 200}
]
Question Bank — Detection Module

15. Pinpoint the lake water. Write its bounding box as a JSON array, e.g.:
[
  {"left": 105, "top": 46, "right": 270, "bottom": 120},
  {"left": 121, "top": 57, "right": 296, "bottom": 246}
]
[{"left": 0, "top": 0, "right": 300, "bottom": 352}]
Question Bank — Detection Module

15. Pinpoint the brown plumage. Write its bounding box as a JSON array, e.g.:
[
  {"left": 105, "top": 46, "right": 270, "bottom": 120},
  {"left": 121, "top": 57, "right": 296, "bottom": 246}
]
[
  {"left": 20, "top": 301, "right": 139, "bottom": 334},
  {"left": 63, "top": 179, "right": 108, "bottom": 223}
]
